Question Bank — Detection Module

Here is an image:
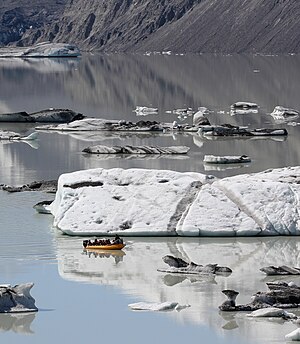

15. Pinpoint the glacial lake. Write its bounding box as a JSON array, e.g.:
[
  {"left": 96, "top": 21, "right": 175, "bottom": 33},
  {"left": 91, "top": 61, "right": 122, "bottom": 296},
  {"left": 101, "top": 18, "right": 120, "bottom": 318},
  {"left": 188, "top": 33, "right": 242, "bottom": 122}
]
[{"left": 1, "top": 53, "right": 300, "bottom": 343}]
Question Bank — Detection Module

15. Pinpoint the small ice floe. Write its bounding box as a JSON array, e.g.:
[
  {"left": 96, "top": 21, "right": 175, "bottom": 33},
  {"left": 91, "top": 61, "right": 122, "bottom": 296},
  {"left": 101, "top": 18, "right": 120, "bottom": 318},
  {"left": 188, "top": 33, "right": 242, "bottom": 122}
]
[
  {"left": 193, "top": 107, "right": 210, "bottom": 126},
  {"left": 247, "top": 307, "right": 296, "bottom": 319},
  {"left": 220, "top": 281, "right": 300, "bottom": 312},
  {"left": 33, "top": 200, "right": 53, "bottom": 214},
  {"left": 157, "top": 255, "right": 232, "bottom": 276},
  {"left": 198, "top": 124, "right": 287, "bottom": 138},
  {"left": 133, "top": 106, "right": 158, "bottom": 116},
  {"left": 231, "top": 102, "right": 258, "bottom": 109},
  {"left": 128, "top": 301, "right": 189, "bottom": 311},
  {"left": 203, "top": 155, "right": 251, "bottom": 164},
  {"left": 285, "top": 328, "right": 300, "bottom": 341},
  {"left": 0, "top": 283, "right": 38, "bottom": 313},
  {"left": 82, "top": 145, "right": 190, "bottom": 155},
  {"left": 230, "top": 102, "right": 259, "bottom": 115},
  {"left": 269, "top": 106, "right": 299, "bottom": 123},
  {"left": 172, "top": 108, "right": 194, "bottom": 116},
  {"left": 260, "top": 266, "right": 300, "bottom": 276},
  {"left": 0, "top": 108, "right": 84, "bottom": 123}
]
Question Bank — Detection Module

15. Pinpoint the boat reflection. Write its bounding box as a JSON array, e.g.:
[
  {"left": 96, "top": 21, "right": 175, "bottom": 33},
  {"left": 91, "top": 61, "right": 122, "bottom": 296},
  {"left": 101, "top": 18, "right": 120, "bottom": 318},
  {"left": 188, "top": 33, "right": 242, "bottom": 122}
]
[
  {"left": 55, "top": 235, "right": 300, "bottom": 342},
  {"left": 82, "top": 248, "right": 125, "bottom": 264}
]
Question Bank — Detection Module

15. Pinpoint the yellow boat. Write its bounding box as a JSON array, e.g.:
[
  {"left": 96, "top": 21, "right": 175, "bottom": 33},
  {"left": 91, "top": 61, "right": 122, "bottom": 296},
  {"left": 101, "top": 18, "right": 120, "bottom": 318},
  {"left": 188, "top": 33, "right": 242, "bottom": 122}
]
[{"left": 83, "top": 242, "right": 125, "bottom": 250}]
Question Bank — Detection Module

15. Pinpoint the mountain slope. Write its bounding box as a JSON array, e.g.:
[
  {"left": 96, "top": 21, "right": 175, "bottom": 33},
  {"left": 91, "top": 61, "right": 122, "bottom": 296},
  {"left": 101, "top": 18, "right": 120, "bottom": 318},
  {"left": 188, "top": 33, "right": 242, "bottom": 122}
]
[{"left": 0, "top": 0, "right": 300, "bottom": 53}]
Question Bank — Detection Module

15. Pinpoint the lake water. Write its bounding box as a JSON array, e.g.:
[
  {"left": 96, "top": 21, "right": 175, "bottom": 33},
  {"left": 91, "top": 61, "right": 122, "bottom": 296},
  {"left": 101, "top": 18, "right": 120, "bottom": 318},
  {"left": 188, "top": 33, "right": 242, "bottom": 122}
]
[{"left": 1, "top": 53, "right": 300, "bottom": 343}]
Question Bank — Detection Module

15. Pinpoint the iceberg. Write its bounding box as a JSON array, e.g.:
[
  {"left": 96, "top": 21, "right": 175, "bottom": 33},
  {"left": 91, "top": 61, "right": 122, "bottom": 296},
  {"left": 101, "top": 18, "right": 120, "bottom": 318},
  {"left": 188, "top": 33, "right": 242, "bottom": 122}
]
[
  {"left": 0, "top": 42, "right": 81, "bottom": 58},
  {"left": 203, "top": 155, "right": 251, "bottom": 164},
  {"left": 128, "top": 301, "right": 179, "bottom": 311},
  {"left": 247, "top": 307, "right": 296, "bottom": 319},
  {"left": 0, "top": 109, "right": 84, "bottom": 123},
  {"left": 0, "top": 283, "right": 38, "bottom": 313},
  {"left": 285, "top": 328, "right": 300, "bottom": 341},
  {"left": 270, "top": 106, "right": 299, "bottom": 123},
  {"left": 49, "top": 166, "right": 300, "bottom": 236},
  {"left": 134, "top": 106, "right": 158, "bottom": 115},
  {"left": 82, "top": 145, "right": 190, "bottom": 155},
  {"left": 35, "top": 118, "right": 202, "bottom": 132}
]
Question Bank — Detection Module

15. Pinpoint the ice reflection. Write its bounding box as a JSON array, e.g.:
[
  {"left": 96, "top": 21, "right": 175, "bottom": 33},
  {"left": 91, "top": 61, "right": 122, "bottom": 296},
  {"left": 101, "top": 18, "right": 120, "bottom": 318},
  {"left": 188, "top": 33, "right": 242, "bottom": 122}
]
[
  {"left": 0, "top": 313, "right": 36, "bottom": 334},
  {"left": 0, "top": 140, "right": 39, "bottom": 150},
  {"left": 55, "top": 235, "right": 300, "bottom": 343},
  {"left": 82, "top": 153, "right": 190, "bottom": 161},
  {"left": 0, "top": 57, "right": 79, "bottom": 73},
  {"left": 36, "top": 128, "right": 198, "bottom": 142},
  {"left": 203, "top": 163, "right": 251, "bottom": 171}
]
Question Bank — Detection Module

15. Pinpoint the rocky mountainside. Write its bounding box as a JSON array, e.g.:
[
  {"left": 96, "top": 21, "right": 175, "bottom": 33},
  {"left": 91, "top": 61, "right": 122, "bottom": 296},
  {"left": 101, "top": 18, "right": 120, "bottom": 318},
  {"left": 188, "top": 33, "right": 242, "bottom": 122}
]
[{"left": 1, "top": 0, "right": 300, "bottom": 53}]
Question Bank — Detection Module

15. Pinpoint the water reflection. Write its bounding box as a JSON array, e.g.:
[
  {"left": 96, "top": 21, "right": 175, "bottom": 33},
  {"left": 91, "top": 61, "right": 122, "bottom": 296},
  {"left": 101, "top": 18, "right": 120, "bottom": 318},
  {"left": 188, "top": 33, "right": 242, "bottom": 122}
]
[
  {"left": 0, "top": 54, "right": 300, "bottom": 184},
  {"left": 55, "top": 234, "right": 300, "bottom": 343},
  {"left": 82, "top": 248, "right": 125, "bottom": 264},
  {"left": 162, "top": 273, "right": 217, "bottom": 287},
  {"left": 203, "top": 163, "right": 251, "bottom": 172},
  {"left": 0, "top": 57, "right": 79, "bottom": 74},
  {"left": 82, "top": 153, "right": 190, "bottom": 161},
  {"left": 0, "top": 313, "right": 36, "bottom": 334}
]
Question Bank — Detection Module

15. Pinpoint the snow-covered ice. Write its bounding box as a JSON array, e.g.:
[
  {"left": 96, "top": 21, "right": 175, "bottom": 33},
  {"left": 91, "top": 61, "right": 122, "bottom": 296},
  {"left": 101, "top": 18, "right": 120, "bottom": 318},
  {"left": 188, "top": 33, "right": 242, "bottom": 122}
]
[{"left": 49, "top": 166, "right": 300, "bottom": 236}]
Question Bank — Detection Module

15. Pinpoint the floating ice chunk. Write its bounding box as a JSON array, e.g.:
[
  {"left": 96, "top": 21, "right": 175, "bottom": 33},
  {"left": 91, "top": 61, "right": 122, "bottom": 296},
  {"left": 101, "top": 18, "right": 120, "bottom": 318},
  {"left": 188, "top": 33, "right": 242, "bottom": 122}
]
[
  {"left": 231, "top": 102, "right": 258, "bottom": 109},
  {"left": 285, "top": 328, "right": 300, "bottom": 341},
  {"left": 134, "top": 106, "right": 158, "bottom": 116},
  {"left": 82, "top": 145, "right": 190, "bottom": 155},
  {"left": 0, "top": 283, "right": 38, "bottom": 313},
  {"left": 203, "top": 155, "right": 251, "bottom": 164},
  {"left": 128, "top": 301, "right": 178, "bottom": 311},
  {"left": 270, "top": 106, "right": 299, "bottom": 123},
  {"left": 247, "top": 307, "right": 296, "bottom": 318}
]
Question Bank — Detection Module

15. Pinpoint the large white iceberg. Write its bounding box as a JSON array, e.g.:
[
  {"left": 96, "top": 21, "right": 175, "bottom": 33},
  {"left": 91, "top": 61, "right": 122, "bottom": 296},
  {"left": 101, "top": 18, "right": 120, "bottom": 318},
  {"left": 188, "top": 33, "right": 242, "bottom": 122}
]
[{"left": 50, "top": 166, "right": 300, "bottom": 236}]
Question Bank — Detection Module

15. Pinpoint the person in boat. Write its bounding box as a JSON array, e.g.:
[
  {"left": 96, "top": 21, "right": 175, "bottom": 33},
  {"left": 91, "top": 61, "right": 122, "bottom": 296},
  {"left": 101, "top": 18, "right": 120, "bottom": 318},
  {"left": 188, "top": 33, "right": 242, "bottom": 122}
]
[{"left": 112, "top": 235, "right": 123, "bottom": 245}]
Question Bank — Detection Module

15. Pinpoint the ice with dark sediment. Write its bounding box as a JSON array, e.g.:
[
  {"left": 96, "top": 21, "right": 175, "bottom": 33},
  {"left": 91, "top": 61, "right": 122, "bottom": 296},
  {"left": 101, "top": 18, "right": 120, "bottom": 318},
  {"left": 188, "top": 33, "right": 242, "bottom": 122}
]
[
  {"left": 270, "top": 106, "right": 300, "bottom": 123},
  {"left": 230, "top": 101, "right": 259, "bottom": 115},
  {"left": 0, "top": 283, "right": 38, "bottom": 313},
  {"left": 48, "top": 165, "right": 300, "bottom": 236},
  {"left": 198, "top": 124, "right": 288, "bottom": 138},
  {"left": 134, "top": 106, "right": 158, "bottom": 115},
  {"left": 35, "top": 118, "right": 202, "bottom": 132},
  {"left": 82, "top": 145, "right": 190, "bottom": 155},
  {"left": 0, "top": 109, "right": 84, "bottom": 123},
  {"left": 219, "top": 281, "right": 300, "bottom": 311},
  {"left": 260, "top": 265, "right": 300, "bottom": 275},
  {"left": 203, "top": 155, "right": 251, "bottom": 164}
]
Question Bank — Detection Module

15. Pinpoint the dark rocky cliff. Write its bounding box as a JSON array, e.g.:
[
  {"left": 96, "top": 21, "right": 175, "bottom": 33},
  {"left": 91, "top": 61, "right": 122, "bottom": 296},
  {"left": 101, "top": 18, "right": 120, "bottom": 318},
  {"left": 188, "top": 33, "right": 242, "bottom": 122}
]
[{"left": 1, "top": 0, "right": 300, "bottom": 53}]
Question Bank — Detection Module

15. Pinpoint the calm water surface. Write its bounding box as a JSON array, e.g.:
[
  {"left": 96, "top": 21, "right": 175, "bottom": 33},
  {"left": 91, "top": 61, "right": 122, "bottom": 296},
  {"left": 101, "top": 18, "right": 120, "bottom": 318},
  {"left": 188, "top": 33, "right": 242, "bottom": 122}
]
[{"left": 1, "top": 53, "right": 300, "bottom": 343}]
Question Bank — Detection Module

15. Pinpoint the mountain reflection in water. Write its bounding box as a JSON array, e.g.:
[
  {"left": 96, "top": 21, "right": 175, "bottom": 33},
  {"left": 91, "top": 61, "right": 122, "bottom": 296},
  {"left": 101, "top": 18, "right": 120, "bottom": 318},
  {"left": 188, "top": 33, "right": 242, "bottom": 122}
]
[{"left": 0, "top": 54, "right": 299, "bottom": 185}]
